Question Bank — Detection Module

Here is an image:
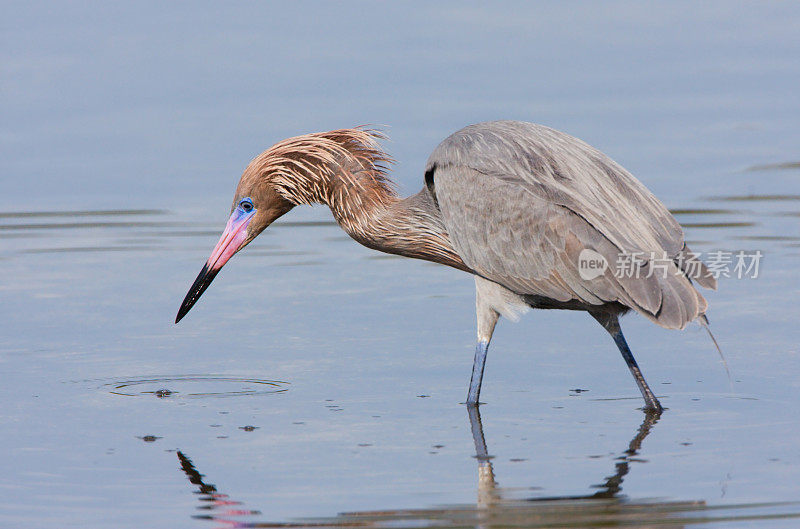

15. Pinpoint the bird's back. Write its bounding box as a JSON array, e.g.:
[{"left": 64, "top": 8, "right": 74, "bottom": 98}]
[{"left": 426, "top": 121, "right": 716, "bottom": 330}]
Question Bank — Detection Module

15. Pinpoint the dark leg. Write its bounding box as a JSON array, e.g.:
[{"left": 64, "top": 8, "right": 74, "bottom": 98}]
[
  {"left": 591, "top": 311, "right": 663, "bottom": 412},
  {"left": 467, "top": 341, "right": 489, "bottom": 405},
  {"left": 612, "top": 331, "right": 663, "bottom": 411}
]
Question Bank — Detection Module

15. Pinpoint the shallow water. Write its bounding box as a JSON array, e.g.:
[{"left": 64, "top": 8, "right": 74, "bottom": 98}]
[{"left": 2, "top": 2, "right": 800, "bottom": 528}]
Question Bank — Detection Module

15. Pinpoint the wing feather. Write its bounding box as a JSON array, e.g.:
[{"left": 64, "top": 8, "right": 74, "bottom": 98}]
[
  {"left": 428, "top": 121, "right": 712, "bottom": 329},
  {"left": 429, "top": 121, "right": 684, "bottom": 256}
]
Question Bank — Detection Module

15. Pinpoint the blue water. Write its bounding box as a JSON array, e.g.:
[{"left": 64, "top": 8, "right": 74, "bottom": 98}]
[{"left": 1, "top": 2, "right": 799, "bottom": 528}]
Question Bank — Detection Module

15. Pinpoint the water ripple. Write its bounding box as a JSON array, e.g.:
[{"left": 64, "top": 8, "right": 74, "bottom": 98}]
[{"left": 101, "top": 375, "right": 289, "bottom": 399}]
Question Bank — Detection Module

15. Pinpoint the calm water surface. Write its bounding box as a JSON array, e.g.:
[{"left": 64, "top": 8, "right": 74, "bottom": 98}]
[{"left": 2, "top": 2, "right": 799, "bottom": 528}]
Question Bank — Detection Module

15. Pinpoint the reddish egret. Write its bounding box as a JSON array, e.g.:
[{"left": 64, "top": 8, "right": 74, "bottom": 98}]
[{"left": 176, "top": 121, "right": 717, "bottom": 411}]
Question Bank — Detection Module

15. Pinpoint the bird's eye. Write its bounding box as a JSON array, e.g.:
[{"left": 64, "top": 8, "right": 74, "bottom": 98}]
[{"left": 239, "top": 198, "right": 254, "bottom": 212}]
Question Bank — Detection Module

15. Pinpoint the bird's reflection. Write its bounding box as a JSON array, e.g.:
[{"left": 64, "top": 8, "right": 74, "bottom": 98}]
[
  {"left": 177, "top": 405, "right": 677, "bottom": 528},
  {"left": 467, "top": 404, "right": 497, "bottom": 508},
  {"left": 590, "top": 408, "right": 661, "bottom": 499},
  {"left": 467, "top": 404, "right": 661, "bottom": 508},
  {"left": 177, "top": 451, "right": 263, "bottom": 526}
]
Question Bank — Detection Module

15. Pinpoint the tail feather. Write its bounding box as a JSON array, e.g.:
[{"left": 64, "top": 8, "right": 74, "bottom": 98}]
[
  {"left": 656, "top": 276, "right": 687, "bottom": 329},
  {"left": 676, "top": 244, "right": 717, "bottom": 290},
  {"left": 625, "top": 247, "right": 713, "bottom": 330},
  {"left": 632, "top": 262, "right": 704, "bottom": 330}
]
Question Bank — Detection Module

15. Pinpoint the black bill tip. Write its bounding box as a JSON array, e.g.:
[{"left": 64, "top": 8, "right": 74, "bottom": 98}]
[{"left": 175, "top": 263, "right": 220, "bottom": 323}]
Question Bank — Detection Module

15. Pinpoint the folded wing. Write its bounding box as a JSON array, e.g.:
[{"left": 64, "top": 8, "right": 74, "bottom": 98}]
[{"left": 428, "top": 121, "right": 715, "bottom": 329}]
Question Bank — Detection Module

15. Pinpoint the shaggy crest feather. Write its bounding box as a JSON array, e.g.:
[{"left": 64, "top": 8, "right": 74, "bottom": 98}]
[{"left": 241, "top": 127, "right": 395, "bottom": 209}]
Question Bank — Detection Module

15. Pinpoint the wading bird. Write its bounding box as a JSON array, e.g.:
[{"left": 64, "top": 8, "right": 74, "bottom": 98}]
[{"left": 176, "top": 121, "right": 717, "bottom": 411}]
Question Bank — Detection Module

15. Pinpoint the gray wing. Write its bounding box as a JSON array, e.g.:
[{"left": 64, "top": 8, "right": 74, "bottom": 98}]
[{"left": 428, "top": 121, "right": 715, "bottom": 329}]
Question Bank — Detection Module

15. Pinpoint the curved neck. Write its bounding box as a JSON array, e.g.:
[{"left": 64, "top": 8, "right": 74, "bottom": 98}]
[{"left": 318, "top": 168, "right": 470, "bottom": 272}]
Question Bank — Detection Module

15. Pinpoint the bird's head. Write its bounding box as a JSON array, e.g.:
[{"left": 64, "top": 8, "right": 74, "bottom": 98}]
[
  {"left": 174, "top": 175, "right": 294, "bottom": 324},
  {"left": 175, "top": 127, "right": 390, "bottom": 323}
]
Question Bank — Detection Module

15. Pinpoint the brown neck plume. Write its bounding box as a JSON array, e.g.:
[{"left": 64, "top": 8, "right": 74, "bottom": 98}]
[{"left": 244, "top": 128, "right": 469, "bottom": 272}]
